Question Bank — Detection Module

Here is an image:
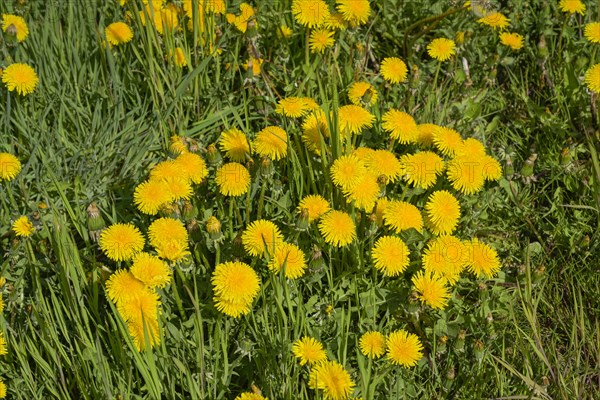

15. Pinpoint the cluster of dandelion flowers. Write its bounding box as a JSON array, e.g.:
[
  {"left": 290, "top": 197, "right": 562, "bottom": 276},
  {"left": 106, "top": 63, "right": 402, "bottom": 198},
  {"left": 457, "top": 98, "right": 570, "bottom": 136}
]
[
  {"left": 242, "top": 219, "right": 284, "bottom": 257},
  {"left": 130, "top": 252, "right": 172, "bottom": 288},
  {"left": 212, "top": 261, "right": 260, "bottom": 318},
  {"left": 99, "top": 223, "right": 145, "bottom": 262},
  {"left": 2, "top": 63, "right": 39, "bottom": 95},
  {"left": 422, "top": 235, "right": 467, "bottom": 285},
  {"left": 215, "top": 162, "right": 251, "bottom": 196},
  {"left": 292, "top": 0, "right": 330, "bottom": 28},
  {"left": 559, "top": 0, "right": 585, "bottom": 15},
  {"left": 309, "top": 360, "right": 355, "bottom": 399},
  {"left": 2, "top": 14, "right": 29, "bottom": 42},
  {"left": 254, "top": 126, "right": 288, "bottom": 160},
  {"left": 499, "top": 32, "right": 524, "bottom": 50},
  {"left": 219, "top": 127, "right": 250, "bottom": 162},
  {"left": 148, "top": 217, "right": 189, "bottom": 262},
  {"left": 425, "top": 190, "right": 461, "bottom": 235},
  {"left": 12, "top": 216, "right": 34, "bottom": 238},
  {"left": 133, "top": 179, "right": 172, "bottom": 215},
  {"left": 382, "top": 109, "right": 419, "bottom": 144},
  {"left": 105, "top": 22, "right": 133, "bottom": 46},
  {"left": 337, "top": 104, "right": 375, "bottom": 135},
  {"left": 585, "top": 64, "right": 600, "bottom": 93},
  {"left": 276, "top": 97, "right": 317, "bottom": 118},
  {"left": 269, "top": 242, "right": 307, "bottom": 279},
  {"left": 0, "top": 152, "right": 22, "bottom": 181},
  {"left": 336, "top": 0, "right": 371, "bottom": 25},
  {"left": 380, "top": 57, "right": 408, "bottom": 84},
  {"left": 372, "top": 236, "right": 410, "bottom": 277},
  {"left": 412, "top": 270, "right": 451, "bottom": 309},
  {"left": 465, "top": 239, "right": 501, "bottom": 278},
  {"left": 330, "top": 154, "right": 367, "bottom": 190},
  {"left": 359, "top": 331, "right": 386, "bottom": 358},
  {"left": 585, "top": 23, "right": 600, "bottom": 44},
  {"left": 310, "top": 29, "right": 335, "bottom": 53},
  {"left": 319, "top": 210, "right": 356, "bottom": 247},
  {"left": 386, "top": 330, "right": 423, "bottom": 367},
  {"left": 298, "top": 194, "right": 330, "bottom": 222},
  {"left": 477, "top": 12, "right": 509, "bottom": 30},
  {"left": 383, "top": 200, "right": 423, "bottom": 233},
  {"left": 400, "top": 152, "right": 444, "bottom": 189},
  {"left": 348, "top": 81, "right": 378, "bottom": 106},
  {"left": 292, "top": 336, "right": 327, "bottom": 365},
  {"left": 427, "top": 38, "right": 456, "bottom": 62},
  {"left": 343, "top": 173, "right": 380, "bottom": 211}
]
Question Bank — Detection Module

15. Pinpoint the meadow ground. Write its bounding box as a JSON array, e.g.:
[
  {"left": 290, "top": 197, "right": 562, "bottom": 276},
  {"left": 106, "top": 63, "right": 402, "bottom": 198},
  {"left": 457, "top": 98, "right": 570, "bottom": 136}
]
[{"left": 0, "top": 1, "right": 599, "bottom": 399}]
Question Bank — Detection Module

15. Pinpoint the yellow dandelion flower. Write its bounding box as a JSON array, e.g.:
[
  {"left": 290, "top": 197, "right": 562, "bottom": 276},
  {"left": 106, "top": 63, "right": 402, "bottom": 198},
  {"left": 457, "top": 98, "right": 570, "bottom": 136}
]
[
  {"left": 0, "top": 379, "right": 6, "bottom": 398},
  {"left": 154, "top": 240, "right": 190, "bottom": 262},
  {"left": 293, "top": 336, "right": 327, "bottom": 365},
  {"left": 302, "top": 109, "right": 330, "bottom": 154},
  {"left": 235, "top": 393, "right": 267, "bottom": 400},
  {"left": 336, "top": 0, "right": 371, "bottom": 26},
  {"left": 352, "top": 146, "right": 376, "bottom": 162},
  {"left": 310, "top": 29, "right": 335, "bottom": 53},
  {"left": 344, "top": 173, "right": 380, "bottom": 211},
  {"left": 269, "top": 242, "right": 307, "bottom": 279},
  {"left": 220, "top": 127, "right": 251, "bottom": 162},
  {"left": 12, "top": 216, "right": 34, "bottom": 237},
  {"left": 433, "top": 126, "right": 463, "bottom": 156},
  {"left": 171, "top": 47, "right": 187, "bottom": 67},
  {"left": 382, "top": 109, "right": 419, "bottom": 144},
  {"left": 380, "top": 57, "right": 408, "bottom": 84},
  {"left": 212, "top": 261, "right": 260, "bottom": 317},
  {"left": 0, "top": 152, "right": 21, "bottom": 181},
  {"left": 400, "top": 151, "right": 445, "bottom": 189},
  {"left": 482, "top": 155, "right": 503, "bottom": 181},
  {"left": 383, "top": 200, "right": 423, "bottom": 233},
  {"left": 105, "top": 22, "right": 133, "bottom": 46},
  {"left": 338, "top": 105, "right": 374, "bottom": 135},
  {"left": 105, "top": 269, "right": 146, "bottom": 305},
  {"left": 330, "top": 154, "right": 367, "bottom": 190},
  {"left": 559, "top": 0, "right": 585, "bottom": 15},
  {"left": 456, "top": 138, "right": 486, "bottom": 157},
  {"left": 174, "top": 152, "right": 208, "bottom": 184},
  {"left": 348, "top": 81, "right": 378, "bottom": 106},
  {"left": 427, "top": 38, "right": 456, "bottom": 61},
  {"left": 359, "top": 331, "right": 386, "bottom": 358},
  {"left": 499, "top": 32, "right": 524, "bottom": 50},
  {"left": 130, "top": 252, "right": 172, "bottom": 288},
  {"left": 446, "top": 153, "right": 487, "bottom": 195},
  {"left": 0, "top": 332, "right": 7, "bottom": 356},
  {"left": 127, "top": 315, "right": 160, "bottom": 351},
  {"left": 292, "top": 0, "right": 330, "bottom": 28},
  {"left": 279, "top": 25, "right": 293, "bottom": 38},
  {"left": 585, "top": 64, "right": 600, "bottom": 93},
  {"left": 477, "top": 12, "right": 509, "bottom": 30},
  {"left": 425, "top": 190, "right": 461, "bottom": 235},
  {"left": 371, "top": 236, "right": 410, "bottom": 276},
  {"left": 243, "top": 56, "right": 263, "bottom": 76},
  {"left": 585, "top": 23, "right": 600, "bottom": 44},
  {"left": 309, "top": 360, "right": 355, "bottom": 400},
  {"left": 169, "top": 135, "right": 188, "bottom": 154},
  {"left": 117, "top": 285, "right": 159, "bottom": 323},
  {"left": 422, "top": 236, "right": 467, "bottom": 285},
  {"left": 215, "top": 162, "right": 251, "bottom": 196},
  {"left": 298, "top": 194, "right": 331, "bottom": 222},
  {"left": 364, "top": 149, "right": 403, "bottom": 183},
  {"left": 374, "top": 198, "right": 389, "bottom": 224},
  {"left": 412, "top": 270, "right": 451, "bottom": 309},
  {"left": 326, "top": 12, "right": 347, "bottom": 30},
  {"left": 242, "top": 220, "right": 284, "bottom": 257},
  {"left": 319, "top": 210, "right": 356, "bottom": 247},
  {"left": 386, "top": 330, "right": 423, "bottom": 367},
  {"left": 254, "top": 126, "right": 288, "bottom": 160},
  {"left": 164, "top": 177, "right": 193, "bottom": 201},
  {"left": 465, "top": 238, "right": 501, "bottom": 278},
  {"left": 148, "top": 217, "right": 188, "bottom": 247},
  {"left": 133, "top": 179, "right": 173, "bottom": 215},
  {"left": 2, "top": 63, "right": 38, "bottom": 95},
  {"left": 0, "top": 296, "right": 4, "bottom": 313},
  {"left": 276, "top": 97, "right": 312, "bottom": 118},
  {"left": 99, "top": 223, "right": 145, "bottom": 262},
  {"left": 150, "top": 159, "right": 184, "bottom": 181},
  {"left": 416, "top": 123, "right": 439, "bottom": 146},
  {"left": 2, "top": 14, "right": 29, "bottom": 42}
]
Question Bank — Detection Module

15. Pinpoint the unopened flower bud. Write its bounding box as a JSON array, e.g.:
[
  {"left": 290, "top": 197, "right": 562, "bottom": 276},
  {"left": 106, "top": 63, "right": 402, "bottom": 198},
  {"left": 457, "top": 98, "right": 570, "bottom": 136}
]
[
  {"left": 87, "top": 202, "right": 105, "bottom": 242},
  {"left": 296, "top": 208, "right": 310, "bottom": 231},
  {"left": 206, "top": 143, "right": 222, "bottom": 165},
  {"left": 206, "top": 216, "right": 224, "bottom": 242}
]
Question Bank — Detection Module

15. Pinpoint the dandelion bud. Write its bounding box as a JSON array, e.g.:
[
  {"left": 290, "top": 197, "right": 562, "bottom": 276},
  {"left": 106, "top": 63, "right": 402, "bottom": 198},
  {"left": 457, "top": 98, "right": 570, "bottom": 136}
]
[
  {"left": 534, "top": 265, "right": 545, "bottom": 281},
  {"left": 310, "top": 245, "right": 324, "bottom": 269},
  {"left": 271, "top": 179, "right": 284, "bottom": 196},
  {"left": 580, "top": 235, "right": 591, "bottom": 248},
  {"left": 410, "top": 64, "right": 420, "bottom": 88},
  {"left": 560, "top": 147, "right": 572, "bottom": 166},
  {"left": 437, "top": 335, "right": 448, "bottom": 354},
  {"left": 455, "top": 31, "right": 465, "bottom": 45},
  {"left": 182, "top": 201, "right": 198, "bottom": 221},
  {"left": 541, "top": 376, "right": 550, "bottom": 386},
  {"left": 486, "top": 312, "right": 494, "bottom": 323},
  {"left": 206, "top": 216, "right": 224, "bottom": 242},
  {"left": 260, "top": 156, "right": 274, "bottom": 177},
  {"left": 505, "top": 158, "right": 515, "bottom": 176},
  {"left": 206, "top": 143, "right": 222, "bottom": 165},
  {"left": 478, "top": 281, "right": 487, "bottom": 291},
  {"left": 324, "top": 304, "right": 334, "bottom": 315},
  {"left": 446, "top": 366, "right": 456, "bottom": 380},
  {"left": 296, "top": 208, "right": 310, "bottom": 231},
  {"left": 87, "top": 202, "right": 105, "bottom": 242},
  {"left": 170, "top": 135, "right": 188, "bottom": 155},
  {"left": 408, "top": 290, "right": 421, "bottom": 314},
  {"left": 474, "top": 339, "right": 485, "bottom": 362},
  {"left": 38, "top": 201, "right": 48, "bottom": 210},
  {"left": 537, "top": 35, "right": 548, "bottom": 59},
  {"left": 521, "top": 153, "right": 537, "bottom": 177},
  {"left": 455, "top": 329, "right": 466, "bottom": 352}
]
